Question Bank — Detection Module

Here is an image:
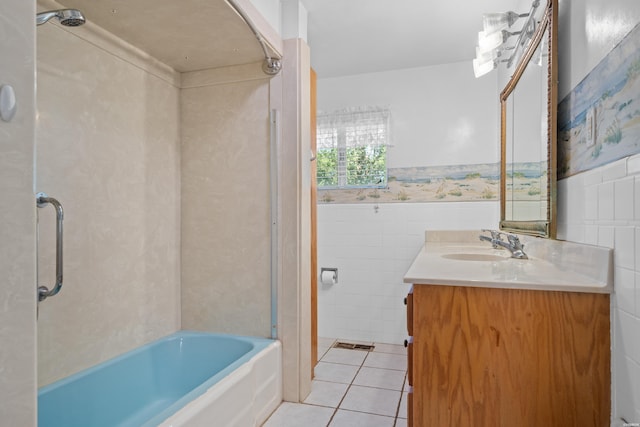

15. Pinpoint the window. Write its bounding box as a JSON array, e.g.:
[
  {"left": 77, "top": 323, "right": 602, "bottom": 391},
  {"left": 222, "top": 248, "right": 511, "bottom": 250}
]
[{"left": 316, "top": 107, "right": 390, "bottom": 189}]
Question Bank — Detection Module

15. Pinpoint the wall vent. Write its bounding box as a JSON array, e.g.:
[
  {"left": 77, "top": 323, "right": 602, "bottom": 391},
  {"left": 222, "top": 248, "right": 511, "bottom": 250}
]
[{"left": 333, "top": 342, "right": 375, "bottom": 351}]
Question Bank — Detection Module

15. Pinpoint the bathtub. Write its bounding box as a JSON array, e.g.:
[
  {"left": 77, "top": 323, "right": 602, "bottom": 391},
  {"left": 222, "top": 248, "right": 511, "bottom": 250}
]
[{"left": 38, "top": 331, "right": 282, "bottom": 427}]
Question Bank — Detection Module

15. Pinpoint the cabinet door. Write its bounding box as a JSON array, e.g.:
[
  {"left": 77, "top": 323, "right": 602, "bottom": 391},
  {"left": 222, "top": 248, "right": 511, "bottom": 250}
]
[
  {"left": 412, "top": 284, "right": 610, "bottom": 427},
  {"left": 405, "top": 337, "right": 413, "bottom": 386}
]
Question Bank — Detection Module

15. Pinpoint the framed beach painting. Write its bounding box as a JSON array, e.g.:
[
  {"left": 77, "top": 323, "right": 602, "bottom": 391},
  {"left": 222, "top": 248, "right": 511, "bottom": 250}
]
[{"left": 558, "top": 22, "right": 640, "bottom": 179}]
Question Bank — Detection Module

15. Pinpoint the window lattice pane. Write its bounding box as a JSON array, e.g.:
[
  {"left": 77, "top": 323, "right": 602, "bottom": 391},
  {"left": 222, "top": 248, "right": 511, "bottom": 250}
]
[{"left": 316, "top": 107, "right": 389, "bottom": 189}]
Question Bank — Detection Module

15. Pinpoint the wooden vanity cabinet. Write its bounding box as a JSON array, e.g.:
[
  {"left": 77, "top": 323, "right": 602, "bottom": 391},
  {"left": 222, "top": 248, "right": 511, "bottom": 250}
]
[{"left": 405, "top": 284, "right": 610, "bottom": 427}]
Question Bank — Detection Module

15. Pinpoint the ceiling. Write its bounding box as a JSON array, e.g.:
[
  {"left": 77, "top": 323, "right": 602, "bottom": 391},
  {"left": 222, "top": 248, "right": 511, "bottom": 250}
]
[
  {"left": 52, "top": 0, "right": 525, "bottom": 77},
  {"left": 303, "top": 0, "right": 524, "bottom": 78}
]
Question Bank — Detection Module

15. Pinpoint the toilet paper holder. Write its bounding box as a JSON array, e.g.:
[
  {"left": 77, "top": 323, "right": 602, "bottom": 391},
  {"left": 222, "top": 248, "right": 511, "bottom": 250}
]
[{"left": 320, "top": 267, "right": 338, "bottom": 284}]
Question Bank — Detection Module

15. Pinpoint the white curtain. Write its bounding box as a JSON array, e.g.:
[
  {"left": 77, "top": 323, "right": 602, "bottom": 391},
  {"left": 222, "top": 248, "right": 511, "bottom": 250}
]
[{"left": 316, "top": 106, "right": 391, "bottom": 151}]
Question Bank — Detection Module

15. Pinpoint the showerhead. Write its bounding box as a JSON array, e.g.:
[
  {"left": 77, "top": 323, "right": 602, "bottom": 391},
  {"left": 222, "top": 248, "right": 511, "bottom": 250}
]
[{"left": 36, "top": 9, "right": 85, "bottom": 27}]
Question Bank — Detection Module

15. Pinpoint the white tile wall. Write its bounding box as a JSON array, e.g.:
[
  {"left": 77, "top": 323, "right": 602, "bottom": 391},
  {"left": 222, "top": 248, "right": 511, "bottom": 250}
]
[
  {"left": 558, "top": 155, "right": 640, "bottom": 422},
  {"left": 317, "top": 202, "right": 499, "bottom": 344},
  {"left": 555, "top": 3, "right": 640, "bottom": 417}
]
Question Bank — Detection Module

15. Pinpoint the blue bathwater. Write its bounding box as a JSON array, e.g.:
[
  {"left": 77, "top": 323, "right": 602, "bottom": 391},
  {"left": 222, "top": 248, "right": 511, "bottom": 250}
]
[{"left": 38, "top": 331, "right": 273, "bottom": 427}]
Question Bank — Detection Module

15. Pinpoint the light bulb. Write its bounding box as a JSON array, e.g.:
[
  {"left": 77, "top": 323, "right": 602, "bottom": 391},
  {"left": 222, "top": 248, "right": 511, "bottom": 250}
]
[
  {"left": 478, "top": 30, "right": 505, "bottom": 52},
  {"left": 479, "top": 30, "right": 521, "bottom": 53},
  {"left": 482, "top": 11, "right": 528, "bottom": 33},
  {"left": 476, "top": 46, "right": 506, "bottom": 63},
  {"left": 473, "top": 57, "right": 497, "bottom": 78}
]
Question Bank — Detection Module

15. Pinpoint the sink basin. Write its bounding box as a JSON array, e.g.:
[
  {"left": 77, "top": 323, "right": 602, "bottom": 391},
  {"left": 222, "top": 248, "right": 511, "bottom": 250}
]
[{"left": 441, "top": 253, "right": 507, "bottom": 262}]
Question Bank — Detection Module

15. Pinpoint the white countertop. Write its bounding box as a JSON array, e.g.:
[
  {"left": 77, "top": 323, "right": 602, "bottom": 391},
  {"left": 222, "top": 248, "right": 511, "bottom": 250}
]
[{"left": 403, "top": 230, "right": 613, "bottom": 294}]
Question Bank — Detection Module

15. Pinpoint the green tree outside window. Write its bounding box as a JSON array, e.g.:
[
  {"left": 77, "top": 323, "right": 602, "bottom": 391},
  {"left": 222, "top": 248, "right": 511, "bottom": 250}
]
[{"left": 316, "top": 107, "right": 389, "bottom": 188}]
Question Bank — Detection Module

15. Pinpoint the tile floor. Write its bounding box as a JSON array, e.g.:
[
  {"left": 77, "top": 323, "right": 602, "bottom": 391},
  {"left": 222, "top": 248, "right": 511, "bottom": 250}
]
[{"left": 263, "top": 337, "right": 408, "bottom": 427}]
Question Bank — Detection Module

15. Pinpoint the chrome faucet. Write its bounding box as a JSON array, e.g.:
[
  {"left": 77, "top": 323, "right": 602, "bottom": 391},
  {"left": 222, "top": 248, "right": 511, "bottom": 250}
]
[
  {"left": 480, "top": 229, "right": 503, "bottom": 249},
  {"left": 479, "top": 229, "right": 528, "bottom": 259}
]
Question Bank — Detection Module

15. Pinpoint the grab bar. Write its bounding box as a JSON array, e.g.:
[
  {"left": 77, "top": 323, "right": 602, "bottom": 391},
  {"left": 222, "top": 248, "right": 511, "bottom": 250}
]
[{"left": 36, "top": 192, "right": 64, "bottom": 302}]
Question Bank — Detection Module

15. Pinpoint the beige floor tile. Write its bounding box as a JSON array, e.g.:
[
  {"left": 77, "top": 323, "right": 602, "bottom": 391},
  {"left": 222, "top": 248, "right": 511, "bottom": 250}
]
[
  {"left": 262, "top": 402, "right": 334, "bottom": 427},
  {"left": 329, "top": 409, "right": 395, "bottom": 427},
  {"left": 372, "top": 342, "right": 407, "bottom": 355},
  {"left": 363, "top": 352, "right": 407, "bottom": 371},
  {"left": 395, "top": 417, "right": 408, "bottom": 427},
  {"left": 339, "top": 385, "right": 401, "bottom": 417},
  {"left": 318, "top": 337, "right": 335, "bottom": 356},
  {"left": 268, "top": 337, "right": 409, "bottom": 427},
  {"left": 314, "top": 361, "right": 360, "bottom": 384},
  {"left": 321, "top": 348, "right": 368, "bottom": 366},
  {"left": 352, "top": 367, "right": 405, "bottom": 391},
  {"left": 303, "top": 380, "right": 349, "bottom": 408},
  {"left": 317, "top": 346, "right": 332, "bottom": 360},
  {"left": 318, "top": 337, "right": 336, "bottom": 347},
  {"left": 398, "top": 392, "right": 408, "bottom": 419}
]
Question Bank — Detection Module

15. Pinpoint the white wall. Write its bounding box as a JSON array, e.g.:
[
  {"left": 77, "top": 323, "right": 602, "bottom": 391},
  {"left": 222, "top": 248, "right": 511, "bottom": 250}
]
[
  {"left": 318, "top": 202, "right": 498, "bottom": 344},
  {"left": 0, "top": 1, "right": 37, "bottom": 425},
  {"left": 318, "top": 62, "right": 499, "bottom": 168},
  {"left": 555, "top": 0, "right": 640, "bottom": 422},
  {"left": 317, "top": 61, "right": 501, "bottom": 344},
  {"left": 558, "top": 158, "right": 640, "bottom": 423},
  {"left": 249, "top": 0, "right": 309, "bottom": 42}
]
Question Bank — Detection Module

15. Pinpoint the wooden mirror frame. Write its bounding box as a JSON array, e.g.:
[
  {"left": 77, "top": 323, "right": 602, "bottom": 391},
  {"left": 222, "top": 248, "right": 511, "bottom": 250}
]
[{"left": 499, "top": 0, "right": 557, "bottom": 238}]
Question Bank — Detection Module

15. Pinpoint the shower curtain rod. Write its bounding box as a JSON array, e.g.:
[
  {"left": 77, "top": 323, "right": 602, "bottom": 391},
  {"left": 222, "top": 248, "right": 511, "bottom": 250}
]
[{"left": 226, "top": 0, "right": 282, "bottom": 75}]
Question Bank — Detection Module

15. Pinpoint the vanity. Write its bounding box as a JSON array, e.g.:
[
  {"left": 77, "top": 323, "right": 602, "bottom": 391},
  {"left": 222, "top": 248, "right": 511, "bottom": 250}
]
[
  {"left": 403, "top": 230, "right": 612, "bottom": 427},
  {"left": 401, "top": 0, "right": 613, "bottom": 424}
]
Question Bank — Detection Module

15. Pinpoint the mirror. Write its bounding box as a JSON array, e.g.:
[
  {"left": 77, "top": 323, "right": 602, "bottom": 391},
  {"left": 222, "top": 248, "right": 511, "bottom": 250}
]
[{"left": 500, "top": 0, "right": 557, "bottom": 238}]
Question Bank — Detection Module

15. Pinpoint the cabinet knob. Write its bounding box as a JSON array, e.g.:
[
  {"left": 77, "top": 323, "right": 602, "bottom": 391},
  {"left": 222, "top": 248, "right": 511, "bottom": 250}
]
[
  {"left": 404, "top": 339, "right": 408, "bottom": 348},
  {"left": 404, "top": 297, "right": 407, "bottom": 305}
]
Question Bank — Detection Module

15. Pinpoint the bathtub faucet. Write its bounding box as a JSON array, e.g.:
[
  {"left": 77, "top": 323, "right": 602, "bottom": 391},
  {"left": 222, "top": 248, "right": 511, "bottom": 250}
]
[{"left": 479, "top": 229, "right": 528, "bottom": 259}]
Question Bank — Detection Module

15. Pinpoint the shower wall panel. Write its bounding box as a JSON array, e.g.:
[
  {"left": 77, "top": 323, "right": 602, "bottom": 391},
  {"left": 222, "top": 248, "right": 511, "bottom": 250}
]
[
  {"left": 180, "top": 68, "right": 272, "bottom": 338},
  {"left": 0, "top": 1, "right": 37, "bottom": 424},
  {"left": 36, "top": 23, "right": 181, "bottom": 386}
]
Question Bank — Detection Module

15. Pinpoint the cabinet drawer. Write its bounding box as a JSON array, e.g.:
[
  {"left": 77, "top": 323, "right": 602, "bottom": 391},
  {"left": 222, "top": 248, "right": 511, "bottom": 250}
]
[
  {"left": 405, "top": 288, "right": 413, "bottom": 335},
  {"left": 407, "top": 338, "right": 413, "bottom": 386}
]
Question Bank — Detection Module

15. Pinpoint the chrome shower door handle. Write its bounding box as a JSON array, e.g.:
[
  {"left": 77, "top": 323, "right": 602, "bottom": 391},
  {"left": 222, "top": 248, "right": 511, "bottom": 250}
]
[{"left": 36, "top": 192, "right": 64, "bottom": 302}]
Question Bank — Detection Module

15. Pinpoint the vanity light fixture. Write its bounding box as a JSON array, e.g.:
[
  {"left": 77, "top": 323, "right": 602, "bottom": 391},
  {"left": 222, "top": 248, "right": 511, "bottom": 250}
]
[
  {"left": 473, "top": 0, "right": 541, "bottom": 78},
  {"left": 478, "top": 29, "right": 521, "bottom": 53},
  {"left": 483, "top": 11, "right": 529, "bottom": 34},
  {"left": 473, "top": 57, "right": 509, "bottom": 78},
  {"left": 473, "top": 45, "right": 515, "bottom": 78},
  {"left": 476, "top": 45, "right": 514, "bottom": 62}
]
